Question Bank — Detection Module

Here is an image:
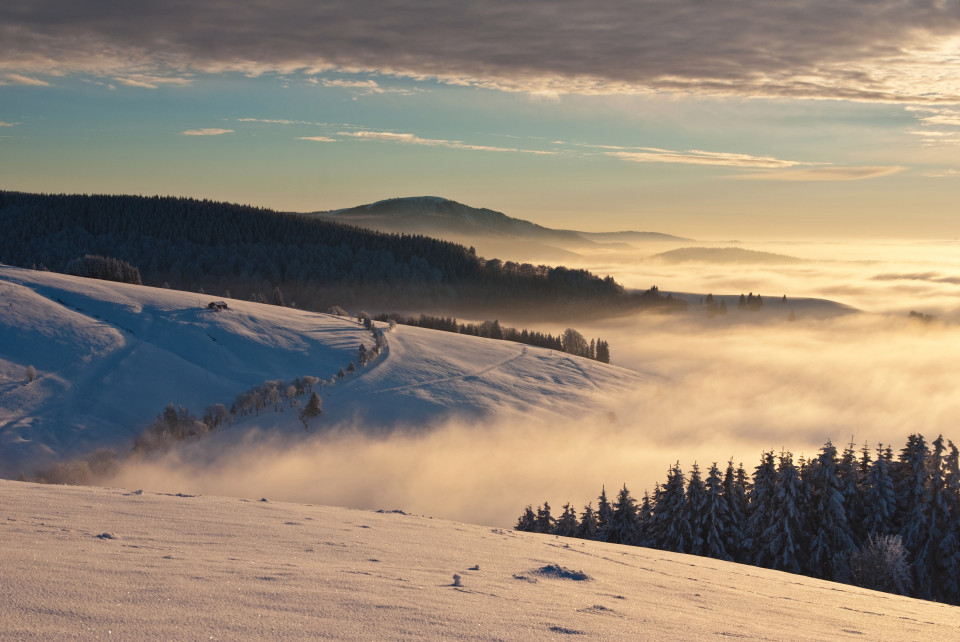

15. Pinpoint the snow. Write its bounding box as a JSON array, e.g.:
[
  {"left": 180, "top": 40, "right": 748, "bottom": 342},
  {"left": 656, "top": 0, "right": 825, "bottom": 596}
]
[
  {"left": 2, "top": 479, "right": 957, "bottom": 640},
  {"left": 0, "top": 266, "right": 651, "bottom": 477}
]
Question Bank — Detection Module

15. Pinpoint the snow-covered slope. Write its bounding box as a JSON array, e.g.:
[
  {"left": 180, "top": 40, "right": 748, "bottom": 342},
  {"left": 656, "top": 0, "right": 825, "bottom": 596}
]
[
  {"left": 0, "top": 266, "right": 651, "bottom": 477},
  {"left": 2, "top": 480, "right": 956, "bottom": 640}
]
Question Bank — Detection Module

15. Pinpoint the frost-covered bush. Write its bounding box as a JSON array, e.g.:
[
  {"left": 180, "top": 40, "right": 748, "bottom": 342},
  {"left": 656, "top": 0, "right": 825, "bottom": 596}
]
[{"left": 848, "top": 534, "right": 913, "bottom": 595}]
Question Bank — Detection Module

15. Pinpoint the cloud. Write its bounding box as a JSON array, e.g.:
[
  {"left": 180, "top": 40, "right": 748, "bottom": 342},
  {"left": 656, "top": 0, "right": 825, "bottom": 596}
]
[
  {"left": 2, "top": 73, "right": 50, "bottom": 86},
  {"left": 321, "top": 78, "right": 382, "bottom": 92},
  {"left": 298, "top": 136, "right": 336, "bottom": 142},
  {"left": 238, "top": 118, "right": 313, "bottom": 125},
  {"left": 607, "top": 148, "right": 813, "bottom": 169},
  {"left": 114, "top": 74, "right": 192, "bottom": 89},
  {"left": 3, "top": 2, "right": 960, "bottom": 102},
  {"left": 181, "top": 128, "right": 234, "bottom": 136},
  {"left": 733, "top": 166, "right": 905, "bottom": 181},
  {"left": 338, "top": 130, "right": 557, "bottom": 154},
  {"left": 0, "top": 121, "right": 17, "bottom": 127},
  {"left": 924, "top": 169, "right": 960, "bottom": 178},
  {"left": 872, "top": 272, "right": 960, "bottom": 285}
]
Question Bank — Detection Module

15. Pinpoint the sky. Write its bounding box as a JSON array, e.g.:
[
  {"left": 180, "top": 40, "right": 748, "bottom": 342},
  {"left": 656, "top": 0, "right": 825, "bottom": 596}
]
[{"left": 2, "top": 1, "right": 960, "bottom": 238}]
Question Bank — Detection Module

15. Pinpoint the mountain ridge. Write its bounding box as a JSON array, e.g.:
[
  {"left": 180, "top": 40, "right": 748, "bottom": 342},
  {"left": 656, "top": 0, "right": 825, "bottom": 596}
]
[{"left": 317, "top": 196, "right": 690, "bottom": 261}]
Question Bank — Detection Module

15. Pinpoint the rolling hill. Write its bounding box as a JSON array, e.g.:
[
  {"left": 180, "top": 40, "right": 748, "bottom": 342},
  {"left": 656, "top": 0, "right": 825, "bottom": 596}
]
[
  {"left": 650, "top": 246, "right": 805, "bottom": 264},
  {"left": 0, "top": 266, "right": 652, "bottom": 479}
]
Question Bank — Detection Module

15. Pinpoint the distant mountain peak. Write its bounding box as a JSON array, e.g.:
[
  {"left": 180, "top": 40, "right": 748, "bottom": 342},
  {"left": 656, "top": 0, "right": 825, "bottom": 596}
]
[
  {"left": 327, "top": 196, "right": 552, "bottom": 234},
  {"left": 368, "top": 196, "right": 452, "bottom": 208}
]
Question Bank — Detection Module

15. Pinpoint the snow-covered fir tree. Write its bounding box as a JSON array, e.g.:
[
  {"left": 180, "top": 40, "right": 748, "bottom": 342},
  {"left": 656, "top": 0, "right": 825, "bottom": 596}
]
[
  {"left": 653, "top": 463, "right": 689, "bottom": 553},
  {"left": 702, "top": 462, "right": 734, "bottom": 561},
  {"left": 758, "top": 451, "right": 805, "bottom": 574},
  {"left": 610, "top": 485, "right": 640, "bottom": 545},
  {"left": 685, "top": 463, "right": 707, "bottom": 556},
  {"left": 806, "top": 441, "right": 855, "bottom": 580}
]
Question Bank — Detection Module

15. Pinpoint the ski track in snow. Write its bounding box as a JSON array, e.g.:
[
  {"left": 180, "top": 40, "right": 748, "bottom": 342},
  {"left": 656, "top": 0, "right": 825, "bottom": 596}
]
[{"left": 364, "top": 345, "right": 531, "bottom": 394}]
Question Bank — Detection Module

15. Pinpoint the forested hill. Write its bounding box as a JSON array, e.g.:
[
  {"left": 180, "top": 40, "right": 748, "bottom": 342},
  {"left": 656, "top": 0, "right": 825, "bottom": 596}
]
[{"left": 0, "top": 192, "right": 678, "bottom": 317}]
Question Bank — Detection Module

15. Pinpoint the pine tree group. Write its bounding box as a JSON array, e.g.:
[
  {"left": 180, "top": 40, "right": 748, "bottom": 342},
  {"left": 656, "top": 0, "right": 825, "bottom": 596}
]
[{"left": 516, "top": 434, "right": 960, "bottom": 605}]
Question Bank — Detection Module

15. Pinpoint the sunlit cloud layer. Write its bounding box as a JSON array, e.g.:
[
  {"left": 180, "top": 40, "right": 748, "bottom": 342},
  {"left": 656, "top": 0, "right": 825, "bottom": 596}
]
[
  {"left": 3, "top": 2, "right": 960, "bottom": 101},
  {"left": 907, "top": 106, "right": 960, "bottom": 126},
  {"left": 238, "top": 118, "right": 314, "bottom": 125},
  {"left": 733, "top": 166, "right": 906, "bottom": 181},
  {"left": 114, "top": 74, "right": 192, "bottom": 89},
  {"left": 298, "top": 136, "right": 336, "bottom": 143},
  {"left": 338, "top": 130, "right": 558, "bottom": 154},
  {"left": 2, "top": 73, "right": 51, "bottom": 87},
  {"left": 181, "top": 128, "right": 234, "bottom": 136},
  {"left": 607, "top": 149, "right": 813, "bottom": 169}
]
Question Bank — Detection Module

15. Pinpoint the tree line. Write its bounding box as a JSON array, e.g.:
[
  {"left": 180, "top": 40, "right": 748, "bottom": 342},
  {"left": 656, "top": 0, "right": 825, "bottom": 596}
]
[
  {"left": 0, "top": 191, "right": 682, "bottom": 319},
  {"left": 372, "top": 313, "right": 611, "bottom": 363},
  {"left": 517, "top": 434, "right": 960, "bottom": 605}
]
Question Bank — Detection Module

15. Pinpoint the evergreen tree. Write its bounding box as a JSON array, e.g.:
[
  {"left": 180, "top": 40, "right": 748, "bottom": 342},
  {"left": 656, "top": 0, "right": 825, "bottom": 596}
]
[
  {"left": 806, "top": 441, "right": 855, "bottom": 580},
  {"left": 554, "top": 503, "right": 579, "bottom": 537},
  {"left": 758, "top": 451, "right": 805, "bottom": 574},
  {"left": 929, "top": 436, "right": 957, "bottom": 602},
  {"left": 610, "top": 485, "right": 640, "bottom": 545},
  {"left": 685, "top": 463, "right": 707, "bottom": 556},
  {"left": 576, "top": 503, "right": 598, "bottom": 540},
  {"left": 636, "top": 491, "right": 653, "bottom": 546},
  {"left": 723, "top": 459, "right": 748, "bottom": 562},
  {"left": 746, "top": 451, "right": 778, "bottom": 562},
  {"left": 654, "top": 463, "right": 690, "bottom": 553},
  {"left": 838, "top": 440, "right": 867, "bottom": 542},
  {"left": 516, "top": 506, "right": 536, "bottom": 532},
  {"left": 595, "top": 486, "right": 615, "bottom": 542},
  {"left": 936, "top": 441, "right": 960, "bottom": 603},
  {"left": 298, "top": 391, "right": 322, "bottom": 431},
  {"left": 862, "top": 444, "right": 897, "bottom": 536},
  {"left": 534, "top": 502, "right": 554, "bottom": 534},
  {"left": 896, "top": 434, "right": 934, "bottom": 598},
  {"left": 595, "top": 340, "right": 611, "bottom": 364},
  {"left": 703, "top": 462, "right": 734, "bottom": 561}
]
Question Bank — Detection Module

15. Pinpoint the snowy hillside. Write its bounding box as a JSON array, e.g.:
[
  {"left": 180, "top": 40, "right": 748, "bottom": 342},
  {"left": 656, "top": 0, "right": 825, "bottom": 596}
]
[
  {"left": 2, "top": 479, "right": 957, "bottom": 640},
  {"left": 0, "top": 266, "right": 651, "bottom": 478}
]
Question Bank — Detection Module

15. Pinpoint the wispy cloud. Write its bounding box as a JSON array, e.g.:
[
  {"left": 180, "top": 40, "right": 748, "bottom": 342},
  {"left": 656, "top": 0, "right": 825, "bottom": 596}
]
[
  {"left": 872, "top": 271, "right": 960, "bottom": 284},
  {"left": 906, "top": 106, "right": 960, "bottom": 127},
  {"left": 606, "top": 148, "right": 812, "bottom": 169},
  {"left": 298, "top": 136, "right": 336, "bottom": 142},
  {"left": 0, "top": 121, "right": 17, "bottom": 127},
  {"left": 3, "top": 2, "right": 960, "bottom": 101},
  {"left": 733, "top": 166, "right": 905, "bottom": 181},
  {"left": 924, "top": 169, "right": 960, "bottom": 179},
  {"left": 321, "top": 79, "right": 382, "bottom": 92},
  {"left": 238, "top": 118, "right": 313, "bottom": 125},
  {"left": 115, "top": 74, "right": 192, "bottom": 89},
  {"left": 181, "top": 128, "right": 234, "bottom": 136},
  {"left": 906, "top": 107, "right": 960, "bottom": 148},
  {"left": 338, "top": 130, "right": 556, "bottom": 154},
  {"left": 2, "top": 73, "right": 50, "bottom": 87}
]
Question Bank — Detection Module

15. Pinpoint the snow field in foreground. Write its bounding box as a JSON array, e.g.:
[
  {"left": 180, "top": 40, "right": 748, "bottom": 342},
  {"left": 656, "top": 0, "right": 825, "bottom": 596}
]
[{"left": 2, "top": 480, "right": 957, "bottom": 641}]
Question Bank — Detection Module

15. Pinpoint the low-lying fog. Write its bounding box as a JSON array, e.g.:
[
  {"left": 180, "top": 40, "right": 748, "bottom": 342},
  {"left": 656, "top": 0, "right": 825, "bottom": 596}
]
[{"left": 107, "top": 239, "right": 960, "bottom": 527}]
